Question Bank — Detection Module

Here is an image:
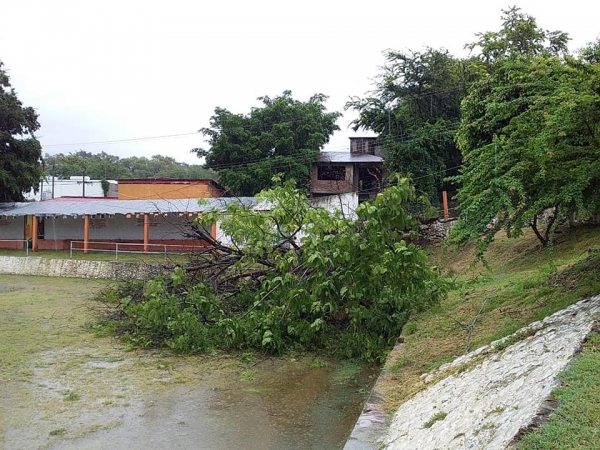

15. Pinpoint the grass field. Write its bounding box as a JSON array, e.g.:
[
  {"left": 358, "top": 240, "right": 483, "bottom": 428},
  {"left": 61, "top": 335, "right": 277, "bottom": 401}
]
[
  {"left": 376, "top": 224, "right": 600, "bottom": 445},
  {"left": 0, "top": 274, "right": 372, "bottom": 450}
]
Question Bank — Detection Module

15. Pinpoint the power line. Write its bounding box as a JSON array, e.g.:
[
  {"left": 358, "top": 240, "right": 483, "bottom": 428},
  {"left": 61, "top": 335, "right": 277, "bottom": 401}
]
[{"left": 42, "top": 132, "right": 200, "bottom": 148}]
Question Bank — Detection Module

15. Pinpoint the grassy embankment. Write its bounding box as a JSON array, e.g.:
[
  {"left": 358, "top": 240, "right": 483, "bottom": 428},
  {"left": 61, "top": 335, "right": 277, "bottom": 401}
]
[{"left": 377, "top": 224, "right": 600, "bottom": 443}]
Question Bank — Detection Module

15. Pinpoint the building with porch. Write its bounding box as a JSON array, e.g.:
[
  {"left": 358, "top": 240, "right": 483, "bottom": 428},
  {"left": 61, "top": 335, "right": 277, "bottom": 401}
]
[{"left": 0, "top": 197, "right": 253, "bottom": 253}]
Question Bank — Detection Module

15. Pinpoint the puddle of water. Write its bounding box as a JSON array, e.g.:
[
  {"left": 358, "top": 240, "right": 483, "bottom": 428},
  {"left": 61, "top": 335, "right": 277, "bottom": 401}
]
[
  {"left": 0, "top": 276, "right": 377, "bottom": 450},
  {"left": 49, "top": 358, "right": 375, "bottom": 450}
]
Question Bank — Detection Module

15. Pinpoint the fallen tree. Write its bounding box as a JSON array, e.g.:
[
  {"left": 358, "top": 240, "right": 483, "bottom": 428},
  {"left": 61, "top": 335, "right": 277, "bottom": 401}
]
[{"left": 100, "top": 176, "right": 447, "bottom": 362}]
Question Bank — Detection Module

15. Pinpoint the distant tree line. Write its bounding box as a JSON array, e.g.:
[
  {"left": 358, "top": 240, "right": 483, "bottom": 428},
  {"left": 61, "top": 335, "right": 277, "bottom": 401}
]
[{"left": 43, "top": 151, "right": 218, "bottom": 181}]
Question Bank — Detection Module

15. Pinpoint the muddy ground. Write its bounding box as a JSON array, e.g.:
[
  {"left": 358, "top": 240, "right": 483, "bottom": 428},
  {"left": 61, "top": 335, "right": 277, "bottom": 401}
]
[{"left": 0, "top": 275, "right": 374, "bottom": 450}]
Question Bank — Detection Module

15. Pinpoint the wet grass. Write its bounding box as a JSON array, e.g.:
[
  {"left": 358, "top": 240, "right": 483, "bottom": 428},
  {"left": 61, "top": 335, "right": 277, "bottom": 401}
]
[
  {"left": 0, "top": 274, "right": 375, "bottom": 449},
  {"left": 516, "top": 325, "right": 600, "bottom": 449},
  {"left": 377, "top": 224, "right": 600, "bottom": 413}
]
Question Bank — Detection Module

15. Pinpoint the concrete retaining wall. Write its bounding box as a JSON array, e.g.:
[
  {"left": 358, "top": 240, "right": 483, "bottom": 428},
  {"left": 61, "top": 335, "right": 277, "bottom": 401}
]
[{"left": 0, "top": 256, "right": 166, "bottom": 280}]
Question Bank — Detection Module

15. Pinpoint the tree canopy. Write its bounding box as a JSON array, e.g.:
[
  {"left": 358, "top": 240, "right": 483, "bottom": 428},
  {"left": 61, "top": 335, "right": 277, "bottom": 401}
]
[
  {"left": 465, "top": 6, "right": 569, "bottom": 64},
  {"left": 0, "top": 61, "right": 43, "bottom": 201},
  {"left": 450, "top": 18, "right": 600, "bottom": 253},
  {"left": 346, "top": 48, "right": 478, "bottom": 200},
  {"left": 44, "top": 151, "right": 217, "bottom": 181},
  {"left": 195, "top": 91, "right": 341, "bottom": 196}
]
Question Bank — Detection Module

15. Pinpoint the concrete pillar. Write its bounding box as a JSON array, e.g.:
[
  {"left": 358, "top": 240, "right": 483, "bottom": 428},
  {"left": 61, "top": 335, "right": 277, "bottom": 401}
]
[
  {"left": 84, "top": 214, "right": 90, "bottom": 254},
  {"left": 143, "top": 213, "right": 150, "bottom": 252},
  {"left": 32, "top": 215, "right": 38, "bottom": 252}
]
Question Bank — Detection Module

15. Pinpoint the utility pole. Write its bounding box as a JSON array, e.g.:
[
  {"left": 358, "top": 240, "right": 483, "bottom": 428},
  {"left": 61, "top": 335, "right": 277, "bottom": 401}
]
[{"left": 81, "top": 152, "right": 86, "bottom": 198}]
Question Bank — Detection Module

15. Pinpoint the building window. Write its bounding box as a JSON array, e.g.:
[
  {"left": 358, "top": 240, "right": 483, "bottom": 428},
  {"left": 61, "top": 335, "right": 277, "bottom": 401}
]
[{"left": 317, "top": 164, "right": 346, "bottom": 181}]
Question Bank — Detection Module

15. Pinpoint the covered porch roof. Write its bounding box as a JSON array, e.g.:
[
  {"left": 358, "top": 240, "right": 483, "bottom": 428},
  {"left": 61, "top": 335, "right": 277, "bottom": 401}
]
[{"left": 0, "top": 197, "right": 257, "bottom": 218}]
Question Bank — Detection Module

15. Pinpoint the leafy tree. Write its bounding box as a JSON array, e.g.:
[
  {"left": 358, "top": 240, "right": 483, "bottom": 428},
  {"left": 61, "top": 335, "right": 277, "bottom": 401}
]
[
  {"left": 346, "top": 48, "right": 479, "bottom": 200},
  {"left": 102, "top": 177, "right": 446, "bottom": 361},
  {"left": 450, "top": 52, "right": 600, "bottom": 252},
  {"left": 195, "top": 91, "right": 341, "bottom": 196},
  {"left": 0, "top": 61, "right": 43, "bottom": 201},
  {"left": 465, "top": 6, "right": 569, "bottom": 65},
  {"left": 44, "top": 151, "right": 217, "bottom": 181}
]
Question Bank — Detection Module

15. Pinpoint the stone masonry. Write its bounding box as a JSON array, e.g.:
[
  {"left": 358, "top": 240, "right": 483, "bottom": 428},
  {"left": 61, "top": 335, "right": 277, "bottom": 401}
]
[{"left": 383, "top": 295, "right": 600, "bottom": 449}]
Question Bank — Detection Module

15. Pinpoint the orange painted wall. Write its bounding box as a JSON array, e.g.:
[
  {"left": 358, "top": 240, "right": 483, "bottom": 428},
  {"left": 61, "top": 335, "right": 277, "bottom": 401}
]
[{"left": 118, "top": 181, "right": 224, "bottom": 200}]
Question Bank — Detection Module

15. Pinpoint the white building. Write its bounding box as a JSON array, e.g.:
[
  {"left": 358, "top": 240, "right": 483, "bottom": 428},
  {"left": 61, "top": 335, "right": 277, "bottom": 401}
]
[{"left": 25, "top": 176, "right": 118, "bottom": 201}]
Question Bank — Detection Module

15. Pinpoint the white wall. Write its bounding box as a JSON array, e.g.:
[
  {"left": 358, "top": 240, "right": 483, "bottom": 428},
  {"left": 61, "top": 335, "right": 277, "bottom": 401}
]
[
  {"left": 214, "top": 192, "right": 360, "bottom": 248},
  {"left": 0, "top": 217, "right": 25, "bottom": 240},
  {"left": 25, "top": 177, "right": 118, "bottom": 201},
  {"left": 311, "top": 192, "right": 359, "bottom": 219}
]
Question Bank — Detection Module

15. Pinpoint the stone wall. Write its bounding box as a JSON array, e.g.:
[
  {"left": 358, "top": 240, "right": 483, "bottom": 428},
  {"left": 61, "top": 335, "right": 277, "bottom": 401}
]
[
  {"left": 345, "top": 295, "right": 600, "bottom": 450},
  {"left": 0, "top": 256, "right": 166, "bottom": 280}
]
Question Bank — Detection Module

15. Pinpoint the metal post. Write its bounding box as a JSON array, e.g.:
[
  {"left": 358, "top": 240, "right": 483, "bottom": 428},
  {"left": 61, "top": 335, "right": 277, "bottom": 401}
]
[{"left": 115, "top": 243, "right": 118, "bottom": 261}]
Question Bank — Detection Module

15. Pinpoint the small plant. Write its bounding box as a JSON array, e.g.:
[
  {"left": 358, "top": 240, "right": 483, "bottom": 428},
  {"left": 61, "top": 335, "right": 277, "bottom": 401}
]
[
  {"left": 240, "top": 352, "right": 258, "bottom": 365},
  {"left": 49, "top": 428, "right": 67, "bottom": 436},
  {"left": 310, "top": 357, "right": 328, "bottom": 368},
  {"left": 423, "top": 411, "right": 448, "bottom": 428},
  {"left": 493, "top": 327, "right": 538, "bottom": 351},
  {"left": 63, "top": 390, "right": 80, "bottom": 401},
  {"left": 240, "top": 369, "right": 257, "bottom": 381},
  {"left": 486, "top": 406, "right": 505, "bottom": 417},
  {"left": 474, "top": 422, "right": 496, "bottom": 436}
]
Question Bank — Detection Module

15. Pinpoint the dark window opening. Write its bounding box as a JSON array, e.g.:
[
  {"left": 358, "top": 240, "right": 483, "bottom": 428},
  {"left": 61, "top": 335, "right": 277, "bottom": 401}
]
[
  {"left": 358, "top": 165, "right": 383, "bottom": 203},
  {"left": 317, "top": 164, "right": 346, "bottom": 181},
  {"left": 37, "top": 218, "right": 45, "bottom": 239}
]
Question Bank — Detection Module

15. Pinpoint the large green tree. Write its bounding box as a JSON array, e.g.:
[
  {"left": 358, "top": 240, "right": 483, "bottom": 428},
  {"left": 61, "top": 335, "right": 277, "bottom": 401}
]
[
  {"left": 346, "top": 48, "right": 479, "bottom": 200},
  {"left": 195, "top": 91, "right": 341, "bottom": 196},
  {"left": 451, "top": 36, "right": 600, "bottom": 253},
  {"left": 465, "top": 6, "right": 569, "bottom": 65},
  {"left": 0, "top": 61, "right": 42, "bottom": 201}
]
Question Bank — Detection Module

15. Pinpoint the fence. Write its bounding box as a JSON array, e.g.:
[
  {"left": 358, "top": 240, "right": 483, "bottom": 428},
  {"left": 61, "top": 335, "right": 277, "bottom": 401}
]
[{"left": 69, "top": 241, "right": 206, "bottom": 260}]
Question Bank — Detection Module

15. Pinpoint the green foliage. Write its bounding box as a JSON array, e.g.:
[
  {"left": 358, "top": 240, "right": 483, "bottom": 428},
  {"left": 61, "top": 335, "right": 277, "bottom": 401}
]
[
  {"left": 466, "top": 6, "right": 569, "bottom": 65},
  {"left": 451, "top": 52, "right": 600, "bottom": 253},
  {"left": 346, "top": 48, "right": 475, "bottom": 199},
  {"left": 106, "top": 177, "right": 446, "bottom": 362},
  {"left": 0, "top": 60, "right": 43, "bottom": 201},
  {"left": 196, "top": 91, "right": 341, "bottom": 196},
  {"left": 43, "top": 151, "right": 217, "bottom": 181}
]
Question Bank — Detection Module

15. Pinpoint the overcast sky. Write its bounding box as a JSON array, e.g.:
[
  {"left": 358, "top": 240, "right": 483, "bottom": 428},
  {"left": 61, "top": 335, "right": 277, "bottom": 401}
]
[{"left": 1, "top": 0, "right": 599, "bottom": 165}]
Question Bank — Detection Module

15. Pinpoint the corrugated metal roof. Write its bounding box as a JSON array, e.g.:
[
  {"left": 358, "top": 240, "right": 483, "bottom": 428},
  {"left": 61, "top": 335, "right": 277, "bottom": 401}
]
[
  {"left": 317, "top": 152, "right": 383, "bottom": 163},
  {"left": 0, "top": 197, "right": 257, "bottom": 218}
]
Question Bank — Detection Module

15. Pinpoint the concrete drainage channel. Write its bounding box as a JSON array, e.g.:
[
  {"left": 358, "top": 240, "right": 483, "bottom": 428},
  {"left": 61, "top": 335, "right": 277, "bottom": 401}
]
[
  {"left": 0, "top": 256, "right": 165, "bottom": 280},
  {"left": 344, "top": 295, "right": 600, "bottom": 450}
]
